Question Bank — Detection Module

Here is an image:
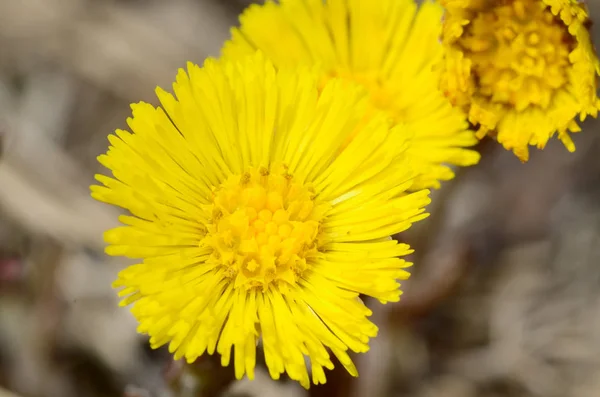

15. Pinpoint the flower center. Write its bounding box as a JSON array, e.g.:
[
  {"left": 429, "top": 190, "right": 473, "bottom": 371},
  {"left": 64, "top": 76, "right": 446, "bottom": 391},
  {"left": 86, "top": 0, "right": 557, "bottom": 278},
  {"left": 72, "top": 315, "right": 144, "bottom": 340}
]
[
  {"left": 458, "top": 0, "right": 575, "bottom": 111},
  {"left": 203, "top": 166, "right": 329, "bottom": 291},
  {"left": 320, "top": 70, "right": 402, "bottom": 122}
]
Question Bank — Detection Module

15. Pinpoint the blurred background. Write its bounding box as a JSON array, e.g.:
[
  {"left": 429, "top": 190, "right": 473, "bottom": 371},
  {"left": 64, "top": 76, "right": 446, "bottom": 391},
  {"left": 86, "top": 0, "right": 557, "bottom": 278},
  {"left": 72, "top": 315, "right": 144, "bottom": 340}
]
[{"left": 2, "top": 0, "right": 600, "bottom": 396}]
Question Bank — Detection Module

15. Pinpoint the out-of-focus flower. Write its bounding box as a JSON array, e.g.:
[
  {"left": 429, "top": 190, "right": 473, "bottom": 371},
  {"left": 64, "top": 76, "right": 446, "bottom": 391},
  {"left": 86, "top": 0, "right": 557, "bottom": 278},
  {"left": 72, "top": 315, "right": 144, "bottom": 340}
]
[
  {"left": 90, "top": 53, "right": 431, "bottom": 388},
  {"left": 222, "top": 0, "right": 480, "bottom": 190},
  {"left": 440, "top": 0, "right": 600, "bottom": 161}
]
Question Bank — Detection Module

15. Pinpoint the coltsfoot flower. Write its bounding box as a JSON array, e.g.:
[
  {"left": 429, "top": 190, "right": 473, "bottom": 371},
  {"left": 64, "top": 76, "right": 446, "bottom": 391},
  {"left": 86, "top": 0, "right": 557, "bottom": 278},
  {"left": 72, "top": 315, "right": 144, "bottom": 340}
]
[
  {"left": 440, "top": 0, "right": 600, "bottom": 161},
  {"left": 222, "top": 0, "right": 481, "bottom": 190},
  {"left": 90, "top": 53, "right": 431, "bottom": 388}
]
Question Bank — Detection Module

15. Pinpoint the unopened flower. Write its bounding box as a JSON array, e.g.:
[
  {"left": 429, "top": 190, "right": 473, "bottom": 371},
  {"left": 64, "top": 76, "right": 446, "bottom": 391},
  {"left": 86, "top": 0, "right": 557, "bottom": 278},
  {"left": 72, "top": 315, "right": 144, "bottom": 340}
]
[
  {"left": 440, "top": 0, "right": 600, "bottom": 161},
  {"left": 222, "top": 0, "right": 480, "bottom": 189},
  {"left": 91, "top": 53, "right": 431, "bottom": 388}
]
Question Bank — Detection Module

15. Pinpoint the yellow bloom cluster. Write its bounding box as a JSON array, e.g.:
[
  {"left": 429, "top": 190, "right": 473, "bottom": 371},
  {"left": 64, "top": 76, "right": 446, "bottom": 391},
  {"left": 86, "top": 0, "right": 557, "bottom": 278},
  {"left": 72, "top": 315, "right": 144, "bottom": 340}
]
[
  {"left": 440, "top": 0, "right": 600, "bottom": 161},
  {"left": 90, "top": 0, "right": 600, "bottom": 390},
  {"left": 93, "top": 54, "right": 430, "bottom": 388}
]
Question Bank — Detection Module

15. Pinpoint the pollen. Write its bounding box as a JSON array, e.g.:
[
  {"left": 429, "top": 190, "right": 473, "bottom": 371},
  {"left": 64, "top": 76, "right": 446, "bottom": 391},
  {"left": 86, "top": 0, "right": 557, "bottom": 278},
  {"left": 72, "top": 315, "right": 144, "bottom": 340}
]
[
  {"left": 459, "top": 0, "right": 574, "bottom": 112},
  {"left": 203, "top": 166, "right": 329, "bottom": 290}
]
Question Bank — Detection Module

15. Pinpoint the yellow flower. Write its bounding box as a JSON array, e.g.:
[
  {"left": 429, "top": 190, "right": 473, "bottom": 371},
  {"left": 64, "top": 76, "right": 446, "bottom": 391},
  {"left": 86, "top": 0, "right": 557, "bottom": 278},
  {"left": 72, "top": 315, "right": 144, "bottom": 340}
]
[
  {"left": 440, "top": 0, "right": 600, "bottom": 161},
  {"left": 90, "top": 53, "right": 431, "bottom": 388},
  {"left": 222, "top": 0, "right": 480, "bottom": 190}
]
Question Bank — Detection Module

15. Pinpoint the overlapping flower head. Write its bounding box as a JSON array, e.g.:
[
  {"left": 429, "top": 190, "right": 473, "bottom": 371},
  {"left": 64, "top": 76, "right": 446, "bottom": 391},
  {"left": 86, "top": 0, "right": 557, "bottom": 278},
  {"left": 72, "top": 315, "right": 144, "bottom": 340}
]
[
  {"left": 222, "top": 0, "right": 481, "bottom": 190},
  {"left": 439, "top": 0, "right": 600, "bottom": 161},
  {"left": 90, "top": 52, "right": 431, "bottom": 388}
]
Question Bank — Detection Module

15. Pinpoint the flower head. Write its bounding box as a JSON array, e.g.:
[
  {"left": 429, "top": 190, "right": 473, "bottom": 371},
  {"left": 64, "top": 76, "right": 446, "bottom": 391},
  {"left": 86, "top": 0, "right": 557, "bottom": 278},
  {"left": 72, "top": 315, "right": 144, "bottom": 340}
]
[
  {"left": 440, "top": 0, "right": 600, "bottom": 161},
  {"left": 222, "top": 0, "right": 480, "bottom": 190},
  {"left": 90, "top": 53, "right": 431, "bottom": 388}
]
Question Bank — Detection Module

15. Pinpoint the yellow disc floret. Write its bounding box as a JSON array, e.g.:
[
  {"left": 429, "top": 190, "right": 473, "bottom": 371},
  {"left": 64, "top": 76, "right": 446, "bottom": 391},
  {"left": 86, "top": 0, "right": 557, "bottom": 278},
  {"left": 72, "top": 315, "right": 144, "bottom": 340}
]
[
  {"left": 440, "top": 0, "right": 600, "bottom": 161},
  {"left": 205, "top": 166, "right": 329, "bottom": 290},
  {"left": 460, "top": 1, "right": 573, "bottom": 111}
]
